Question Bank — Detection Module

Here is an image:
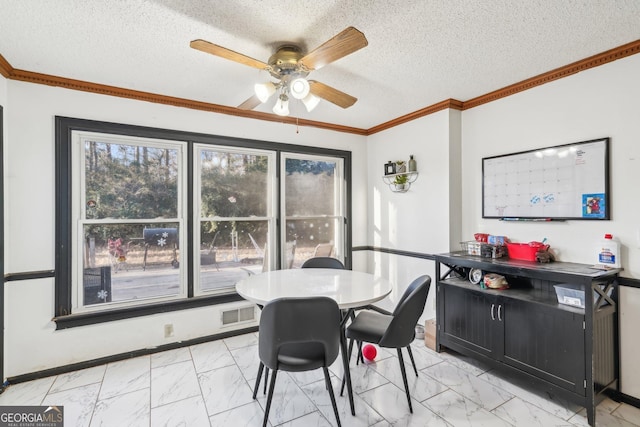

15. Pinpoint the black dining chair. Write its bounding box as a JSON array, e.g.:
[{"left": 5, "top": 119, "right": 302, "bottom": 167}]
[
  {"left": 301, "top": 256, "right": 345, "bottom": 269},
  {"left": 254, "top": 296, "right": 343, "bottom": 427},
  {"left": 253, "top": 256, "right": 344, "bottom": 397},
  {"left": 342, "top": 275, "right": 431, "bottom": 413}
]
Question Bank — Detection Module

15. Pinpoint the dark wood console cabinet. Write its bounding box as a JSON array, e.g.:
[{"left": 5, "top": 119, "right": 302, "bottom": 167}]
[{"left": 435, "top": 253, "right": 620, "bottom": 427}]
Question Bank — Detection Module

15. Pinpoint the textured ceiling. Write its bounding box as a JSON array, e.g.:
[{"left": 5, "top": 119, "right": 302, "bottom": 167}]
[{"left": 1, "top": 0, "right": 640, "bottom": 130}]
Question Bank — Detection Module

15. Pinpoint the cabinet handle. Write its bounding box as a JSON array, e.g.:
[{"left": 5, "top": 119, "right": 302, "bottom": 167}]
[
  {"left": 498, "top": 304, "right": 502, "bottom": 321},
  {"left": 491, "top": 303, "right": 496, "bottom": 320}
]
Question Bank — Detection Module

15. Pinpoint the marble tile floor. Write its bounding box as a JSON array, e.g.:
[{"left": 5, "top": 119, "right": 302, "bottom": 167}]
[{"left": 0, "top": 332, "right": 638, "bottom": 427}]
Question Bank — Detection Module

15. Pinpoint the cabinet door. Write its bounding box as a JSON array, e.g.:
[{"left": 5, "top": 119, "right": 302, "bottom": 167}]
[
  {"left": 502, "top": 299, "right": 586, "bottom": 395},
  {"left": 440, "top": 284, "right": 502, "bottom": 359}
]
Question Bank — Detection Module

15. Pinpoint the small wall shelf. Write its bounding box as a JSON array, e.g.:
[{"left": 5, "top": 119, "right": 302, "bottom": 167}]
[{"left": 382, "top": 171, "right": 419, "bottom": 193}]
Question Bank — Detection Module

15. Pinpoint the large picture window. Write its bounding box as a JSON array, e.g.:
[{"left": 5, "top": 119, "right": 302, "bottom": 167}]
[
  {"left": 54, "top": 117, "right": 351, "bottom": 327},
  {"left": 73, "top": 133, "right": 187, "bottom": 312}
]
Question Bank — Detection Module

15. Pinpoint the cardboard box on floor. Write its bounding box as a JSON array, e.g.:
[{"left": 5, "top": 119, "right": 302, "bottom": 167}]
[{"left": 424, "top": 318, "right": 436, "bottom": 351}]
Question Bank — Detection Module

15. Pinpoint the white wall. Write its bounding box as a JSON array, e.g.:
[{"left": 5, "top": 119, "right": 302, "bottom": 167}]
[
  {"left": 1, "top": 74, "right": 6, "bottom": 208},
  {"left": 3, "top": 81, "right": 368, "bottom": 377},
  {"left": 0, "top": 74, "right": 6, "bottom": 105},
  {"left": 1, "top": 74, "right": 7, "bottom": 376},
  {"left": 365, "top": 109, "right": 461, "bottom": 321},
  {"left": 460, "top": 54, "right": 640, "bottom": 399}
]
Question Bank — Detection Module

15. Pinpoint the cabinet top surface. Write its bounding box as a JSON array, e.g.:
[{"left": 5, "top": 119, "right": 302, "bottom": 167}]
[{"left": 435, "top": 252, "right": 621, "bottom": 279}]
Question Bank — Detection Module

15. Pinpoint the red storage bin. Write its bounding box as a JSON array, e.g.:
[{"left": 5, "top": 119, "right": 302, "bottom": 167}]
[{"left": 507, "top": 242, "right": 548, "bottom": 261}]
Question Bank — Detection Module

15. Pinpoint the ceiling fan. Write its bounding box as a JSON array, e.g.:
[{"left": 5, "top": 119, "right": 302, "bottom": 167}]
[{"left": 190, "top": 27, "right": 368, "bottom": 116}]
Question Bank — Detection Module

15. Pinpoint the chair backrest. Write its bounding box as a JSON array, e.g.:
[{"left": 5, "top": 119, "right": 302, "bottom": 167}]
[
  {"left": 301, "top": 257, "right": 345, "bottom": 269},
  {"left": 259, "top": 297, "right": 341, "bottom": 370},
  {"left": 379, "top": 275, "right": 431, "bottom": 348},
  {"left": 312, "top": 242, "right": 334, "bottom": 257}
]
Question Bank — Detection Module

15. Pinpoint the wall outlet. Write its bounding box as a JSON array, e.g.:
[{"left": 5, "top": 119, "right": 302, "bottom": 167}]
[{"left": 164, "top": 324, "right": 174, "bottom": 338}]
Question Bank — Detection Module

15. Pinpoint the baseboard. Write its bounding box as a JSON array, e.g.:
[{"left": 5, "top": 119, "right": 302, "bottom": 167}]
[{"left": 606, "top": 389, "right": 640, "bottom": 409}]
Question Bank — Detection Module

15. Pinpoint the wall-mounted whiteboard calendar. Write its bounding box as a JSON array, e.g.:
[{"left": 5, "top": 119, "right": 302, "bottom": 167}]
[{"left": 482, "top": 138, "right": 610, "bottom": 220}]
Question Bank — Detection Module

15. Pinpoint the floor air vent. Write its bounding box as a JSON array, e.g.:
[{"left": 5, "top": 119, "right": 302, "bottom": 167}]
[{"left": 222, "top": 306, "right": 256, "bottom": 325}]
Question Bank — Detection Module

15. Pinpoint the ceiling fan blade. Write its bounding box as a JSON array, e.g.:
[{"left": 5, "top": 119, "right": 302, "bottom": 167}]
[
  {"left": 238, "top": 94, "right": 262, "bottom": 110},
  {"left": 300, "top": 27, "right": 368, "bottom": 71},
  {"left": 309, "top": 80, "right": 357, "bottom": 108},
  {"left": 190, "top": 39, "right": 269, "bottom": 70}
]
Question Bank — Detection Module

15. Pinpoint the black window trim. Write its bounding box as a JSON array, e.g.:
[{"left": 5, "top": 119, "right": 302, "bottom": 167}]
[{"left": 54, "top": 116, "right": 352, "bottom": 329}]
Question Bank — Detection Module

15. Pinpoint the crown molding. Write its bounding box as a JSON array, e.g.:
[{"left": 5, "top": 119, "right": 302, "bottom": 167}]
[
  {"left": 1, "top": 39, "right": 639, "bottom": 135},
  {"left": 463, "top": 38, "right": 640, "bottom": 110},
  {"left": 0, "top": 54, "right": 14, "bottom": 78},
  {"left": 366, "top": 99, "right": 463, "bottom": 135},
  {"left": 7, "top": 68, "right": 368, "bottom": 135}
]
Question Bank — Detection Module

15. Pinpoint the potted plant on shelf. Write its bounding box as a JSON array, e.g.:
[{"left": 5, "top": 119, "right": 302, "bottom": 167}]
[{"left": 393, "top": 173, "right": 408, "bottom": 191}]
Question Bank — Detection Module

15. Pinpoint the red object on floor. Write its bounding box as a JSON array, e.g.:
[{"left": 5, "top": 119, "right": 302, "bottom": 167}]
[{"left": 362, "top": 344, "right": 377, "bottom": 361}]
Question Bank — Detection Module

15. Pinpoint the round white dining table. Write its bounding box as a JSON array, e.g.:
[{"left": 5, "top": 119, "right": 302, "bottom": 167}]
[
  {"left": 235, "top": 268, "right": 393, "bottom": 309},
  {"left": 235, "top": 268, "right": 393, "bottom": 416}
]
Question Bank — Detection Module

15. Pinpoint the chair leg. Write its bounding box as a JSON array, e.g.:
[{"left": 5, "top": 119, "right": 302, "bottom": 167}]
[
  {"left": 347, "top": 338, "right": 354, "bottom": 363},
  {"left": 339, "top": 331, "right": 356, "bottom": 415},
  {"left": 323, "top": 367, "right": 342, "bottom": 427},
  {"left": 396, "top": 348, "right": 413, "bottom": 413},
  {"left": 356, "top": 341, "right": 363, "bottom": 365},
  {"left": 263, "top": 368, "right": 269, "bottom": 395},
  {"left": 253, "top": 362, "right": 264, "bottom": 399},
  {"left": 406, "top": 345, "right": 419, "bottom": 376},
  {"left": 340, "top": 337, "right": 356, "bottom": 396},
  {"left": 262, "top": 369, "right": 278, "bottom": 427}
]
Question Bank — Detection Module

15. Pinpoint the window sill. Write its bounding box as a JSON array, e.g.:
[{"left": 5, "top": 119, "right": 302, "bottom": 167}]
[{"left": 53, "top": 293, "right": 245, "bottom": 330}]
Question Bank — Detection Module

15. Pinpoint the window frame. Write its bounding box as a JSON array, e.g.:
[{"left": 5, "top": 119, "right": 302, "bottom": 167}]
[
  {"left": 72, "top": 131, "right": 189, "bottom": 312},
  {"left": 280, "top": 152, "right": 347, "bottom": 267},
  {"left": 54, "top": 117, "right": 352, "bottom": 329},
  {"left": 193, "top": 143, "right": 277, "bottom": 295}
]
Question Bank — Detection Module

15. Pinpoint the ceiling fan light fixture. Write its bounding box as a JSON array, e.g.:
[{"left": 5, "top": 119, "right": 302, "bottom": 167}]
[
  {"left": 273, "top": 93, "right": 290, "bottom": 116},
  {"left": 254, "top": 81, "right": 276, "bottom": 103},
  {"left": 289, "top": 77, "right": 310, "bottom": 99},
  {"left": 193, "top": 27, "right": 368, "bottom": 115},
  {"left": 302, "top": 93, "right": 321, "bottom": 112}
]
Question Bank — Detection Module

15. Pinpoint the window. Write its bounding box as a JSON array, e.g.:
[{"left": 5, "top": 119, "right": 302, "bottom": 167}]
[
  {"left": 282, "top": 154, "right": 345, "bottom": 268},
  {"left": 55, "top": 117, "right": 351, "bottom": 326},
  {"left": 72, "top": 133, "right": 187, "bottom": 312},
  {"left": 195, "top": 145, "right": 276, "bottom": 294}
]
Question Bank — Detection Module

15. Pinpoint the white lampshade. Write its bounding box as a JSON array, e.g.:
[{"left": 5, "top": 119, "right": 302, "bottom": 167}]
[
  {"left": 272, "top": 95, "right": 290, "bottom": 116},
  {"left": 254, "top": 82, "right": 276, "bottom": 103},
  {"left": 302, "top": 93, "right": 321, "bottom": 112},
  {"left": 289, "top": 77, "right": 310, "bottom": 99}
]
